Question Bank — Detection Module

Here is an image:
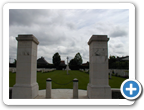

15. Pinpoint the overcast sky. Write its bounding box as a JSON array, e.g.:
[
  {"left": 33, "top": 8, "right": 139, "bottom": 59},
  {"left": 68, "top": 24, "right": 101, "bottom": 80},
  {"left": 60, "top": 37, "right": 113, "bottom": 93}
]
[{"left": 9, "top": 9, "right": 129, "bottom": 64}]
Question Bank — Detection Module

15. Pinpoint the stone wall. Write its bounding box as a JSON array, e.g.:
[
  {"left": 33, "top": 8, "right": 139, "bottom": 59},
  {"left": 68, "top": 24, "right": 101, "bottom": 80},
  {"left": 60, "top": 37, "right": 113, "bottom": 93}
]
[
  {"left": 9, "top": 67, "right": 16, "bottom": 73},
  {"left": 111, "top": 88, "right": 125, "bottom": 99},
  {"left": 37, "top": 68, "right": 56, "bottom": 72},
  {"left": 9, "top": 68, "right": 56, "bottom": 73}
]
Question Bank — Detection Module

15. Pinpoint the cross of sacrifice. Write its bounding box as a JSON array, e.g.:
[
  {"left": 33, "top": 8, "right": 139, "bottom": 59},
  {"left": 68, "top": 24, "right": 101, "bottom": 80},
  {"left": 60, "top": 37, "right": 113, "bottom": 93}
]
[{"left": 66, "top": 57, "right": 69, "bottom": 75}]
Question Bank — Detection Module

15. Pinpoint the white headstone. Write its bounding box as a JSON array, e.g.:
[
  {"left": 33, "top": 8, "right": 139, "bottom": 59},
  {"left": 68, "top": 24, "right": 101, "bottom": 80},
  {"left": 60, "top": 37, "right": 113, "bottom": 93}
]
[{"left": 12, "top": 34, "right": 39, "bottom": 99}]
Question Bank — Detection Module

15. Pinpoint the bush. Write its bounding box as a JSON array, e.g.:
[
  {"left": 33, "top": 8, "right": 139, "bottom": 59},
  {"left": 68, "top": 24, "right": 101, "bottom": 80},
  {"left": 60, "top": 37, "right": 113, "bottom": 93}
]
[
  {"left": 112, "top": 73, "right": 115, "bottom": 76},
  {"left": 122, "top": 75, "right": 129, "bottom": 78},
  {"left": 9, "top": 63, "right": 16, "bottom": 67},
  {"left": 37, "top": 64, "right": 55, "bottom": 68},
  {"left": 69, "top": 65, "right": 80, "bottom": 70},
  {"left": 56, "top": 65, "right": 66, "bottom": 70},
  {"left": 79, "top": 65, "right": 89, "bottom": 70}
]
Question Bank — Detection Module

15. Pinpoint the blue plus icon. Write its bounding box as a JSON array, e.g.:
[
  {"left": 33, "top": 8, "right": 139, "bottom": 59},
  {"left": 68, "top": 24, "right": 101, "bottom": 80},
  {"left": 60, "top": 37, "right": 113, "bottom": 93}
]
[
  {"left": 126, "top": 83, "right": 137, "bottom": 95},
  {"left": 121, "top": 79, "right": 142, "bottom": 100},
  {"left": 123, "top": 81, "right": 139, "bottom": 97}
]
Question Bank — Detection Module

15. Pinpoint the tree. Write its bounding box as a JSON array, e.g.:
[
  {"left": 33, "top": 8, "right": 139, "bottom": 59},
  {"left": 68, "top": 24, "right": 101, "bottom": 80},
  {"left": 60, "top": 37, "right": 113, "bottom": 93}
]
[
  {"left": 69, "top": 52, "right": 83, "bottom": 70},
  {"left": 109, "top": 55, "right": 129, "bottom": 69},
  {"left": 109, "top": 55, "right": 116, "bottom": 69},
  {"left": 52, "top": 52, "right": 61, "bottom": 69},
  {"left": 74, "top": 52, "right": 83, "bottom": 66},
  {"left": 69, "top": 59, "right": 77, "bottom": 66},
  {"left": 69, "top": 58, "right": 79, "bottom": 70},
  {"left": 13, "top": 59, "right": 17, "bottom": 64}
]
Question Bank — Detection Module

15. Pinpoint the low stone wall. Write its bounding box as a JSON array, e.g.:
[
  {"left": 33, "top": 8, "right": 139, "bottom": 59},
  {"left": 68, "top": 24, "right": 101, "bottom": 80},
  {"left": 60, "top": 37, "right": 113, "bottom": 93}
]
[
  {"left": 109, "top": 69, "right": 129, "bottom": 77},
  {"left": 79, "top": 69, "right": 129, "bottom": 77},
  {"left": 9, "top": 67, "right": 16, "bottom": 73},
  {"left": 79, "top": 69, "right": 89, "bottom": 72},
  {"left": 37, "top": 68, "right": 56, "bottom": 73},
  {"left": 9, "top": 68, "right": 56, "bottom": 73},
  {"left": 111, "top": 88, "right": 125, "bottom": 99}
]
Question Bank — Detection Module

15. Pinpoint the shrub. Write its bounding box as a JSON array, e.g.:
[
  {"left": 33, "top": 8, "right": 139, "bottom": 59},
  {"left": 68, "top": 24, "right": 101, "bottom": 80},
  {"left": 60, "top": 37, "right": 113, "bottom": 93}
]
[{"left": 69, "top": 65, "right": 79, "bottom": 70}]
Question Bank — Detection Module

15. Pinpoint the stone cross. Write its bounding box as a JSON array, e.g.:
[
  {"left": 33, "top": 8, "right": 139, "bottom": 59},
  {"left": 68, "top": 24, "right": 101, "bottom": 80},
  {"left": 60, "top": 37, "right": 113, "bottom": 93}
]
[
  {"left": 67, "top": 57, "right": 69, "bottom": 65},
  {"left": 12, "top": 34, "right": 39, "bottom": 99},
  {"left": 66, "top": 57, "right": 69, "bottom": 75},
  {"left": 87, "top": 35, "right": 111, "bottom": 99}
]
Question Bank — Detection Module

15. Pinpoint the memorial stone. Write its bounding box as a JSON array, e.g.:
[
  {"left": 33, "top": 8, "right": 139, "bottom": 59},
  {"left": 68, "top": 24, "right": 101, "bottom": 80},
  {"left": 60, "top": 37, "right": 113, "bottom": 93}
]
[
  {"left": 87, "top": 35, "right": 111, "bottom": 99},
  {"left": 12, "top": 34, "right": 39, "bottom": 99}
]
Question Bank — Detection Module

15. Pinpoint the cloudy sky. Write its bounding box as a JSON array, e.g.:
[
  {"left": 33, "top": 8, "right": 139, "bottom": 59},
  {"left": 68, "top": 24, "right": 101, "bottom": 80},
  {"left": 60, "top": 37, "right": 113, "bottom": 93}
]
[{"left": 9, "top": 9, "right": 129, "bottom": 64}]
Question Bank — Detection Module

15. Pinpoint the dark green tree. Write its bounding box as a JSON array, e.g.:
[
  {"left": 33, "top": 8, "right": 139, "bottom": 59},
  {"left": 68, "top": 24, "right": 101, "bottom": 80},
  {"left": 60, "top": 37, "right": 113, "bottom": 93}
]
[
  {"left": 69, "top": 59, "right": 77, "bottom": 66},
  {"left": 74, "top": 52, "right": 83, "bottom": 66},
  {"left": 13, "top": 59, "right": 17, "bottom": 64},
  {"left": 109, "top": 55, "right": 116, "bottom": 69},
  {"left": 52, "top": 52, "right": 61, "bottom": 69},
  {"left": 109, "top": 55, "right": 129, "bottom": 69},
  {"left": 69, "top": 53, "right": 83, "bottom": 70}
]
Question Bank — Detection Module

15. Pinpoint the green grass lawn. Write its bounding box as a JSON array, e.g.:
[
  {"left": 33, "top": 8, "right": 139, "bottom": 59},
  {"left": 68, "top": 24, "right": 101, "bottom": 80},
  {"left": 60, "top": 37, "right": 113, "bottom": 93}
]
[{"left": 9, "top": 70, "right": 127, "bottom": 90}]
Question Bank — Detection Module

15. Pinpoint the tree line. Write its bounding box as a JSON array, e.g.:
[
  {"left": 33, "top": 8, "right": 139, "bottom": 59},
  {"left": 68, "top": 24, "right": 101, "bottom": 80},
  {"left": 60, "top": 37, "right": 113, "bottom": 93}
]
[
  {"left": 52, "top": 52, "right": 83, "bottom": 70},
  {"left": 9, "top": 54, "right": 129, "bottom": 70},
  {"left": 108, "top": 56, "right": 129, "bottom": 69}
]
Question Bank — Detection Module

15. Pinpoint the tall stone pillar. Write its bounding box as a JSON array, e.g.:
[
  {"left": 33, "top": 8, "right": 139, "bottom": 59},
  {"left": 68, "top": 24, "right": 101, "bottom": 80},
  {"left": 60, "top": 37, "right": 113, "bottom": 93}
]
[
  {"left": 12, "top": 34, "right": 39, "bottom": 99},
  {"left": 87, "top": 35, "right": 111, "bottom": 99}
]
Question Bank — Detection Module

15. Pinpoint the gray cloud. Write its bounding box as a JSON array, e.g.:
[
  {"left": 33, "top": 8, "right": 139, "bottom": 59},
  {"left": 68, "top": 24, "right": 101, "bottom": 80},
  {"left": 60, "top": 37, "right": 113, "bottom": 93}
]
[
  {"left": 9, "top": 9, "right": 129, "bottom": 63},
  {"left": 9, "top": 9, "right": 48, "bottom": 26},
  {"left": 110, "top": 26, "right": 128, "bottom": 38},
  {"left": 115, "top": 44, "right": 124, "bottom": 48}
]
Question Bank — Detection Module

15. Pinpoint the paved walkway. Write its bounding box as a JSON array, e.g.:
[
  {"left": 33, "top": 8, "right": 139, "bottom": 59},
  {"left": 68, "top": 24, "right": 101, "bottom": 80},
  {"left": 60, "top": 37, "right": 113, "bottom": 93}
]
[{"left": 35, "top": 89, "right": 88, "bottom": 99}]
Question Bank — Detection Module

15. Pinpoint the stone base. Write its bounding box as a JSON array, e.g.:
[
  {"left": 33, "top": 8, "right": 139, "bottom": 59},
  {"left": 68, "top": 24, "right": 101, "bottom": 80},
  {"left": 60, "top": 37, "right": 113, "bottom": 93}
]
[
  {"left": 12, "top": 83, "right": 39, "bottom": 99},
  {"left": 87, "top": 83, "right": 111, "bottom": 99}
]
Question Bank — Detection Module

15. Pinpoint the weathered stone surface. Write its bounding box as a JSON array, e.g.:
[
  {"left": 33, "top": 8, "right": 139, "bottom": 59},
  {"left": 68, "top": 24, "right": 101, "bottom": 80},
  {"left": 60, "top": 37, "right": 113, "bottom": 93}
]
[
  {"left": 87, "top": 35, "right": 111, "bottom": 99},
  {"left": 88, "top": 35, "right": 109, "bottom": 45},
  {"left": 12, "top": 34, "right": 39, "bottom": 99}
]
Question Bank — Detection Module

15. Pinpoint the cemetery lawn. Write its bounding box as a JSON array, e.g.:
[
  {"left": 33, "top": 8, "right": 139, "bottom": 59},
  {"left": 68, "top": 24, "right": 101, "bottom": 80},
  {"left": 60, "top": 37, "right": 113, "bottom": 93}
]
[{"left": 9, "top": 70, "right": 127, "bottom": 90}]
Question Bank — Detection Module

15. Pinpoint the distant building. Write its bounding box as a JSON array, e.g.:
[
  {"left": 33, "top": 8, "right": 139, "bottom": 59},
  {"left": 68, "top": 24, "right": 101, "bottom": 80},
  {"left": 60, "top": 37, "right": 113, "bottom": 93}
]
[
  {"left": 59, "top": 60, "right": 66, "bottom": 66},
  {"left": 120, "top": 56, "right": 129, "bottom": 61},
  {"left": 116, "top": 56, "right": 129, "bottom": 61},
  {"left": 37, "top": 57, "right": 49, "bottom": 65},
  {"left": 82, "top": 61, "right": 89, "bottom": 66}
]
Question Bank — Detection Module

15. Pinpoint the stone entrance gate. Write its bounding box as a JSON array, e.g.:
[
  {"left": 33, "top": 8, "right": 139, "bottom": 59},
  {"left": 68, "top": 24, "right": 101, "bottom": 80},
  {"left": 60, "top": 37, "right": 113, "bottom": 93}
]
[
  {"left": 12, "top": 34, "right": 111, "bottom": 99},
  {"left": 87, "top": 35, "right": 111, "bottom": 99}
]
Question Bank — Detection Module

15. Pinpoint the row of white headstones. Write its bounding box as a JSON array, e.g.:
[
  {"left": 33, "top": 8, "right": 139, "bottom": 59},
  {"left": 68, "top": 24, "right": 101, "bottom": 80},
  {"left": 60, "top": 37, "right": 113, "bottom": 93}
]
[{"left": 10, "top": 68, "right": 56, "bottom": 73}]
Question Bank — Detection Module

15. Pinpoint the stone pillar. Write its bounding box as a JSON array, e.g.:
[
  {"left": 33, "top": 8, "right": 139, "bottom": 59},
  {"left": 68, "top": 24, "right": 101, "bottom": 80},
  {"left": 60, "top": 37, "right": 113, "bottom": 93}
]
[
  {"left": 46, "top": 78, "right": 52, "bottom": 98},
  {"left": 12, "top": 34, "right": 39, "bottom": 99},
  {"left": 87, "top": 35, "right": 111, "bottom": 99},
  {"left": 73, "top": 78, "right": 78, "bottom": 99}
]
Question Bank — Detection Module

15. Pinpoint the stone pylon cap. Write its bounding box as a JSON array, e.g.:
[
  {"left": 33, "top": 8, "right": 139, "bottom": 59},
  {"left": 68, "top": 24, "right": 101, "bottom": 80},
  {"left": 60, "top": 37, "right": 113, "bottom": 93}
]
[
  {"left": 16, "top": 34, "right": 39, "bottom": 45},
  {"left": 73, "top": 78, "right": 78, "bottom": 82},
  {"left": 46, "top": 78, "right": 52, "bottom": 82},
  {"left": 88, "top": 35, "right": 109, "bottom": 45}
]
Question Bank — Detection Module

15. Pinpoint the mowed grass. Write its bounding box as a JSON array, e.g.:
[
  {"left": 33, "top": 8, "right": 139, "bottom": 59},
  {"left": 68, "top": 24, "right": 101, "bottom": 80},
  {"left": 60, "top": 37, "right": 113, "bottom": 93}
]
[
  {"left": 37, "top": 70, "right": 89, "bottom": 90},
  {"left": 9, "top": 70, "right": 127, "bottom": 90}
]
